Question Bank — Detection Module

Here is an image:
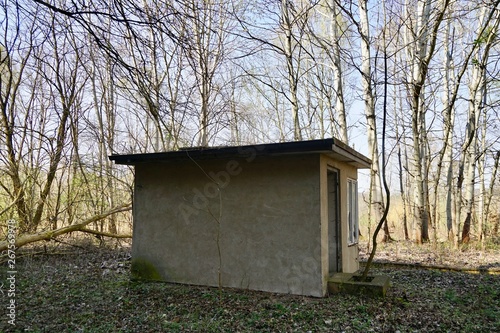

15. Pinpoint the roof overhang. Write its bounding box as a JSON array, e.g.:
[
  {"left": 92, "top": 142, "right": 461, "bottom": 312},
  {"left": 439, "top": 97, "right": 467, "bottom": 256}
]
[{"left": 109, "top": 138, "right": 371, "bottom": 169}]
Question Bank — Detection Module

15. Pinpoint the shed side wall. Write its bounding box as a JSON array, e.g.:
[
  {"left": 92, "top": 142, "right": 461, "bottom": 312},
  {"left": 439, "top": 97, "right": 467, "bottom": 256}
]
[{"left": 320, "top": 154, "right": 360, "bottom": 282}]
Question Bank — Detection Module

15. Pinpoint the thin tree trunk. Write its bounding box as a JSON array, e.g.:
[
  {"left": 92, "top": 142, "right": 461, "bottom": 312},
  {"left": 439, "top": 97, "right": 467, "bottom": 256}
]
[
  {"left": 440, "top": 18, "right": 456, "bottom": 242},
  {"left": 398, "top": 146, "right": 409, "bottom": 240},
  {"left": 330, "top": 0, "right": 348, "bottom": 143},
  {"left": 281, "top": 0, "right": 302, "bottom": 141},
  {"left": 482, "top": 151, "right": 500, "bottom": 246},
  {"left": 358, "top": 0, "right": 391, "bottom": 242},
  {"left": 362, "top": 21, "right": 391, "bottom": 279},
  {"left": 477, "top": 113, "right": 487, "bottom": 246}
]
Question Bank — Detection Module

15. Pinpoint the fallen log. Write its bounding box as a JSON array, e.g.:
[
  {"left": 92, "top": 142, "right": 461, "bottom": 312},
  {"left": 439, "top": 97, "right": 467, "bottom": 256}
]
[
  {"left": 0, "top": 203, "right": 132, "bottom": 252},
  {"left": 359, "top": 259, "right": 500, "bottom": 275}
]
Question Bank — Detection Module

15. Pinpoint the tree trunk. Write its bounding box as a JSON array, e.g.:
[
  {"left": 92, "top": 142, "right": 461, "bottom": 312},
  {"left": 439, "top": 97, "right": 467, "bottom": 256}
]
[
  {"left": 281, "top": 0, "right": 302, "bottom": 141},
  {"left": 358, "top": 0, "right": 391, "bottom": 242},
  {"left": 458, "top": 5, "right": 499, "bottom": 244},
  {"left": 482, "top": 151, "right": 500, "bottom": 245},
  {"left": 398, "top": 147, "right": 409, "bottom": 240},
  {"left": 330, "top": 0, "right": 348, "bottom": 143},
  {"left": 405, "top": 0, "right": 450, "bottom": 243}
]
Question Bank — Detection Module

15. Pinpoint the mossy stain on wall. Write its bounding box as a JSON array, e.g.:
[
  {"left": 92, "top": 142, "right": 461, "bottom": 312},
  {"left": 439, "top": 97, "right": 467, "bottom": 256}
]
[{"left": 131, "top": 258, "right": 163, "bottom": 281}]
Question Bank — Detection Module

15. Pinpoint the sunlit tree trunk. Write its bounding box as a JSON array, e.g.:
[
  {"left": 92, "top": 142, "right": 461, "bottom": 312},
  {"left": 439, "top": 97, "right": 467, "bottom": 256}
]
[
  {"left": 358, "top": 0, "right": 391, "bottom": 241},
  {"left": 89, "top": 19, "right": 119, "bottom": 234},
  {"left": 281, "top": 0, "right": 303, "bottom": 141},
  {"left": 394, "top": 86, "right": 409, "bottom": 240},
  {"left": 458, "top": 6, "right": 500, "bottom": 244},
  {"left": 482, "top": 151, "right": 500, "bottom": 247},
  {"left": 329, "top": 0, "right": 348, "bottom": 143},
  {"left": 404, "top": 0, "right": 451, "bottom": 243},
  {"left": 440, "top": 12, "right": 456, "bottom": 242},
  {"left": 408, "top": 0, "right": 430, "bottom": 244},
  {"left": 477, "top": 115, "right": 487, "bottom": 246}
]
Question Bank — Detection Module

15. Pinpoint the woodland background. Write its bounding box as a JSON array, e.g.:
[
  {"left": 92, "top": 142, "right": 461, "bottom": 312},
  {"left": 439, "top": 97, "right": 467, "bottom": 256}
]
[{"left": 1, "top": 0, "right": 500, "bottom": 249}]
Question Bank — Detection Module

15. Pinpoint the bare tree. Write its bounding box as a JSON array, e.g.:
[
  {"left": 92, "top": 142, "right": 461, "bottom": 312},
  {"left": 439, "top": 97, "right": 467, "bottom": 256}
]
[
  {"left": 4, "top": 0, "right": 497, "bottom": 250},
  {"left": 1, "top": 1, "right": 133, "bottom": 241},
  {"left": 306, "top": 0, "right": 349, "bottom": 142},
  {"left": 402, "top": 0, "right": 451, "bottom": 243},
  {"left": 236, "top": 0, "right": 317, "bottom": 141},
  {"left": 0, "top": 1, "right": 35, "bottom": 230},
  {"left": 179, "top": 0, "right": 238, "bottom": 147},
  {"left": 356, "top": 0, "right": 391, "bottom": 242},
  {"left": 457, "top": 5, "right": 500, "bottom": 244}
]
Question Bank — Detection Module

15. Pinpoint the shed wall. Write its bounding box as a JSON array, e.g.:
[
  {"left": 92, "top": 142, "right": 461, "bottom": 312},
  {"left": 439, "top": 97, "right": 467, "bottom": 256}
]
[{"left": 132, "top": 154, "right": 325, "bottom": 296}]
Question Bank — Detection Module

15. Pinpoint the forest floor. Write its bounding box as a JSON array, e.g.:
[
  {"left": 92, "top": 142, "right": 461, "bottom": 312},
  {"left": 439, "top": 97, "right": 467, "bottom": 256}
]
[
  {"left": 0, "top": 239, "right": 499, "bottom": 333},
  {"left": 358, "top": 240, "right": 500, "bottom": 272}
]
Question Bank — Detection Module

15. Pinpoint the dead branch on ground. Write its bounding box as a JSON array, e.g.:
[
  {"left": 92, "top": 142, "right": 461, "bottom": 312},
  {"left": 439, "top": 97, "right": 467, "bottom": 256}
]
[{"left": 0, "top": 203, "right": 131, "bottom": 252}]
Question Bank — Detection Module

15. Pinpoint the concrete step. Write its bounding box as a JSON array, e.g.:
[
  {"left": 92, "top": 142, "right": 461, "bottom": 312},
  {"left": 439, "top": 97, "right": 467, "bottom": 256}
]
[{"left": 328, "top": 272, "right": 390, "bottom": 297}]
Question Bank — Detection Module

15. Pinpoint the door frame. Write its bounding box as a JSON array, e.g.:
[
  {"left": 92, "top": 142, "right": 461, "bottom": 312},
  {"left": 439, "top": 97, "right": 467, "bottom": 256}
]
[{"left": 327, "top": 167, "right": 341, "bottom": 274}]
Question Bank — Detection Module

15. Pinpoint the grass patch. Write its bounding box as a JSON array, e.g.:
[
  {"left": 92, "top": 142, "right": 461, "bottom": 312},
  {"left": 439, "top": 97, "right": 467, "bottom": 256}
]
[{"left": 0, "top": 245, "right": 499, "bottom": 332}]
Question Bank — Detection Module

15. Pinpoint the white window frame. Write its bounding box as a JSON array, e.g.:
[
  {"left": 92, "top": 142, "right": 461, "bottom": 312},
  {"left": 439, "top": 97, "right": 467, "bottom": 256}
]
[{"left": 347, "top": 178, "right": 359, "bottom": 246}]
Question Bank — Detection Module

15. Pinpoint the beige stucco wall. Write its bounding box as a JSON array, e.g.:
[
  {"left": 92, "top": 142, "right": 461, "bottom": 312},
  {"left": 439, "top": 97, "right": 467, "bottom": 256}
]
[{"left": 132, "top": 152, "right": 359, "bottom": 297}]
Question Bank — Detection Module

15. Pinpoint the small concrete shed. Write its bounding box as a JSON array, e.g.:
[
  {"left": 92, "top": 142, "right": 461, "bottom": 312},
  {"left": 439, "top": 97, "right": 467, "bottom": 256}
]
[{"left": 110, "top": 138, "right": 371, "bottom": 297}]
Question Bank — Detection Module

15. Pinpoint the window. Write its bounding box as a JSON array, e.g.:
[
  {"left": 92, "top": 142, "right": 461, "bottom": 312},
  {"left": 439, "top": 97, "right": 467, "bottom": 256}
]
[{"left": 347, "top": 179, "right": 359, "bottom": 245}]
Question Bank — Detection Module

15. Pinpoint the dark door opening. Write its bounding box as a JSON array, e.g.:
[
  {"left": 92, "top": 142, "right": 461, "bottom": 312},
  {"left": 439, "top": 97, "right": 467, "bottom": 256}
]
[{"left": 328, "top": 169, "right": 341, "bottom": 275}]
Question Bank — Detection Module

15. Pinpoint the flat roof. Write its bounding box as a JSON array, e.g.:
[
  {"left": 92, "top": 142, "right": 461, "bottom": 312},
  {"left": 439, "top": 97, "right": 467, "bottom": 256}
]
[{"left": 109, "top": 138, "right": 371, "bottom": 169}]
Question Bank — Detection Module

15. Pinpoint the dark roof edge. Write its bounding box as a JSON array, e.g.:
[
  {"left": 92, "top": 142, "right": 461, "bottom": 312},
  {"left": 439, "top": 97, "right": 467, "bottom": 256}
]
[
  {"left": 331, "top": 140, "right": 372, "bottom": 168},
  {"left": 109, "top": 138, "right": 371, "bottom": 168}
]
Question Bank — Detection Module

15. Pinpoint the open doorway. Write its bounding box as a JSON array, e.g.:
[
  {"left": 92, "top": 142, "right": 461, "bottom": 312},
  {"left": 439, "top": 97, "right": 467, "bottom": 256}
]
[{"left": 327, "top": 169, "right": 341, "bottom": 275}]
